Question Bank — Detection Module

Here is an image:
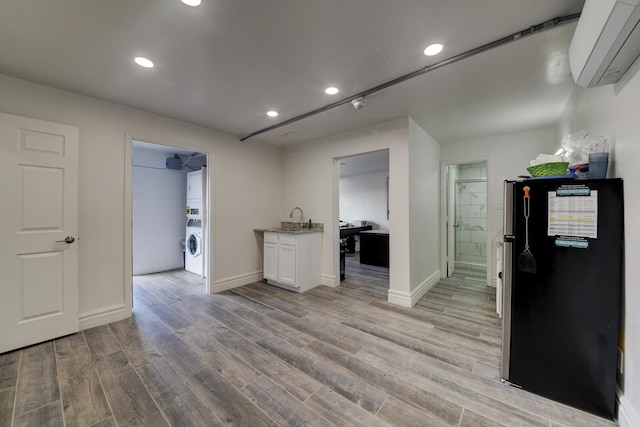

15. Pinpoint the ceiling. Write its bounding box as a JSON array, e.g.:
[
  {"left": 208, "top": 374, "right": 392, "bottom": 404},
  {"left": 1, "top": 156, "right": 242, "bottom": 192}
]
[{"left": 0, "top": 0, "right": 585, "bottom": 147}]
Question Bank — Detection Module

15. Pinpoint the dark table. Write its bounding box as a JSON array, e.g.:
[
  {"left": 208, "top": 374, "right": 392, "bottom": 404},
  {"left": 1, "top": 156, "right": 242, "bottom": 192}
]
[
  {"left": 339, "top": 225, "right": 372, "bottom": 253},
  {"left": 360, "top": 230, "right": 389, "bottom": 268}
]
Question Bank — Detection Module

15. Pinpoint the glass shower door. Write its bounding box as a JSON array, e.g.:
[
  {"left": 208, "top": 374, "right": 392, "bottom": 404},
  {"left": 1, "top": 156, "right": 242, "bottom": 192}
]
[{"left": 454, "top": 179, "right": 487, "bottom": 272}]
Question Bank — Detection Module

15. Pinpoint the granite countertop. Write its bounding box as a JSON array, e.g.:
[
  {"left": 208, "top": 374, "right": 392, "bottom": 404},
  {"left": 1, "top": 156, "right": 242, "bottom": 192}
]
[
  {"left": 254, "top": 221, "right": 324, "bottom": 234},
  {"left": 360, "top": 229, "right": 389, "bottom": 234}
]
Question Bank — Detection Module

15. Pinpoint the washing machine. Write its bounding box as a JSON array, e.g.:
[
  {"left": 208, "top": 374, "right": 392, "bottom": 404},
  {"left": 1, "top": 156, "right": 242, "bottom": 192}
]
[
  {"left": 185, "top": 216, "right": 203, "bottom": 275},
  {"left": 185, "top": 170, "right": 206, "bottom": 277}
]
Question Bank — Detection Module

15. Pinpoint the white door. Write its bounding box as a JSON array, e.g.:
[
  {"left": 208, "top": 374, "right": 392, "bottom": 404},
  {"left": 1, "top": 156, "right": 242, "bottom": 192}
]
[{"left": 0, "top": 112, "right": 79, "bottom": 354}]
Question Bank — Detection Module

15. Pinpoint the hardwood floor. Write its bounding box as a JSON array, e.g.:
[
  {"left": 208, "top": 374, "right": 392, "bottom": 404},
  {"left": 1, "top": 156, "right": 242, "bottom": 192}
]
[{"left": 0, "top": 264, "right": 615, "bottom": 426}]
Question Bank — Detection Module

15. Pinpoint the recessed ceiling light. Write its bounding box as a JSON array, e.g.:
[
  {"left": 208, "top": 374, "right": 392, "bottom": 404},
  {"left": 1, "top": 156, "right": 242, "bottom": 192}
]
[
  {"left": 181, "top": 0, "right": 202, "bottom": 6},
  {"left": 325, "top": 86, "right": 339, "bottom": 95},
  {"left": 267, "top": 110, "right": 279, "bottom": 118},
  {"left": 423, "top": 43, "right": 444, "bottom": 56},
  {"left": 134, "top": 56, "right": 154, "bottom": 68}
]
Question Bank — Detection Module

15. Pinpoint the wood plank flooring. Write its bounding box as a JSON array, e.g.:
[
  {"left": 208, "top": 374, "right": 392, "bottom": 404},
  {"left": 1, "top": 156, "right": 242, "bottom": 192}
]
[{"left": 0, "top": 260, "right": 615, "bottom": 426}]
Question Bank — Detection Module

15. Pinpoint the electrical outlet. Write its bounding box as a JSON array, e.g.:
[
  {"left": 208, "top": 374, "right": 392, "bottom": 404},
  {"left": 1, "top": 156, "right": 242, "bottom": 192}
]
[{"left": 618, "top": 347, "right": 624, "bottom": 375}]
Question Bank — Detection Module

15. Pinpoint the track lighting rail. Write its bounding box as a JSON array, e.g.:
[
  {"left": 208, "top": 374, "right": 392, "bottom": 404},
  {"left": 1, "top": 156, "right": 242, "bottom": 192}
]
[{"left": 240, "top": 13, "right": 580, "bottom": 142}]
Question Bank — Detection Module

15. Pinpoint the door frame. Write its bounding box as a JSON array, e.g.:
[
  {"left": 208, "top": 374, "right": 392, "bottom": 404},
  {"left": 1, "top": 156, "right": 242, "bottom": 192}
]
[
  {"left": 446, "top": 164, "right": 456, "bottom": 277},
  {"left": 332, "top": 149, "right": 390, "bottom": 286},
  {"left": 439, "top": 158, "right": 491, "bottom": 285},
  {"left": 332, "top": 157, "right": 341, "bottom": 285},
  {"left": 124, "top": 132, "right": 214, "bottom": 303}
]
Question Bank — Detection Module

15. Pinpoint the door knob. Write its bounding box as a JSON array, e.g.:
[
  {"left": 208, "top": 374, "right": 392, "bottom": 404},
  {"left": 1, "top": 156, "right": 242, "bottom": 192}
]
[{"left": 56, "top": 236, "right": 75, "bottom": 244}]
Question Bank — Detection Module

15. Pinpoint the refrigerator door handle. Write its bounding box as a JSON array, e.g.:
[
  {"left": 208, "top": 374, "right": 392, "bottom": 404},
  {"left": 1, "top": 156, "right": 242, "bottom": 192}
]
[
  {"left": 501, "top": 240, "right": 513, "bottom": 381},
  {"left": 503, "top": 181, "right": 515, "bottom": 237}
]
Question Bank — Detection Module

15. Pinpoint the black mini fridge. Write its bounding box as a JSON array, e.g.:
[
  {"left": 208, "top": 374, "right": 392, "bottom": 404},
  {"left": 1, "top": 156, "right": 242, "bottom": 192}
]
[{"left": 501, "top": 178, "right": 623, "bottom": 419}]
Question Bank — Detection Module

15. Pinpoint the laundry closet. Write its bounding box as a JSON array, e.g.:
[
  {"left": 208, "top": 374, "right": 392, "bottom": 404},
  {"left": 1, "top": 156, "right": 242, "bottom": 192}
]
[{"left": 131, "top": 140, "right": 206, "bottom": 277}]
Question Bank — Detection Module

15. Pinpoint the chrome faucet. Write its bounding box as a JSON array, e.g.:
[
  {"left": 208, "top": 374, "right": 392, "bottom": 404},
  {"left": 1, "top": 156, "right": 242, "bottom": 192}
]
[{"left": 289, "top": 206, "right": 304, "bottom": 228}]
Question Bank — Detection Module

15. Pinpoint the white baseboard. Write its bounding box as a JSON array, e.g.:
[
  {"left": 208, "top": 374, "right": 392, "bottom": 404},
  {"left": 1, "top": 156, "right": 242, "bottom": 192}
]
[
  {"left": 387, "top": 288, "right": 413, "bottom": 307},
  {"left": 213, "top": 270, "right": 263, "bottom": 293},
  {"left": 322, "top": 273, "right": 338, "bottom": 287},
  {"left": 617, "top": 389, "right": 640, "bottom": 427},
  {"left": 79, "top": 304, "right": 130, "bottom": 330},
  {"left": 412, "top": 270, "right": 441, "bottom": 304},
  {"left": 387, "top": 270, "right": 441, "bottom": 307}
]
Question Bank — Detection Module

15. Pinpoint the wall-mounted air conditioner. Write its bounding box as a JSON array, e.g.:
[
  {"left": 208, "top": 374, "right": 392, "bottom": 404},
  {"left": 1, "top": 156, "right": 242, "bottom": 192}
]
[{"left": 569, "top": 0, "right": 640, "bottom": 87}]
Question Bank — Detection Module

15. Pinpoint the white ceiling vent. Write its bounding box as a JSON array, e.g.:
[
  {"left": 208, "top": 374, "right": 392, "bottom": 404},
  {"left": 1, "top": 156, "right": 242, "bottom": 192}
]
[{"left": 569, "top": 0, "right": 640, "bottom": 87}]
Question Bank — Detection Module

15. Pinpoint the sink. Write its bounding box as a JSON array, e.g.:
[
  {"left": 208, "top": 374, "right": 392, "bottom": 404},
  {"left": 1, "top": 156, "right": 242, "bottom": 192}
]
[
  {"left": 255, "top": 221, "right": 323, "bottom": 234},
  {"left": 259, "top": 227, "right": 308, "bottom": 234}
]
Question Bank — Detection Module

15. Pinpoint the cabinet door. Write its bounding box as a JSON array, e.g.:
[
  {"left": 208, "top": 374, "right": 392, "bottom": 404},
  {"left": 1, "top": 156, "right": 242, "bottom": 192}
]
[
  {"left": 263, "top": 242, "right": 278, "bottom": 281},
  {"left": 278, "top": 244, "right": 297, "bottom": 287},
  {"left": 187, "top": 170, "right": 203, "bottom": 200}
]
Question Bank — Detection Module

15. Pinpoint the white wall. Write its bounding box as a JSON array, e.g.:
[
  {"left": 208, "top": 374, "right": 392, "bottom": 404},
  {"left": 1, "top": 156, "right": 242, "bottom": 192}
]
[
  {"left": 0, "top": 73, "right": 283, "bottom": 329},
  {"left": 282, "top": 118, "right": 412, "bottom": 298},
  {"left": 132, "top": 146, "right": 187, "bottom": 275},
  {"left": 440, "top": 126, "right": 557, "bottom": 288},
  {"left": 408, "top": 118, "right": 441, "bottom": 297},
  {"left": 340, "top": 170, "right": 389, "bottom": 231},
  {"left": 556, "top": 61, "right": 640, "bottom": 426},
  {"left": 282, "top": 117, "right": 441, "bottom": 306}
]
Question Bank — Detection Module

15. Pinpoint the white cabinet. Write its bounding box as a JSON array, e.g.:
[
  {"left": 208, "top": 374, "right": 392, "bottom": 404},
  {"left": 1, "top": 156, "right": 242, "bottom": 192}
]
[
  {"left": 263, "top": 231, "right": 322, "bottom": 292},
  {"left": 186, "top": 169, "right": 205, "bottom": 201}
]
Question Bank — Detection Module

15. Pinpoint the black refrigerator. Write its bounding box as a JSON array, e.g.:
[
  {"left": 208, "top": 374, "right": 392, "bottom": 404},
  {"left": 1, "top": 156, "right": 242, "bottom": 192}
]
[{"left": 501, "top": 178, "right": 623, "bottom": 420}]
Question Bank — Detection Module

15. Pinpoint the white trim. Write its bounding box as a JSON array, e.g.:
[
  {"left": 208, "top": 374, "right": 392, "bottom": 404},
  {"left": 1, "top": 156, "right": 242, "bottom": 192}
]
[
  {"left": 124, "top": 134, "right": 134, "bottom": 315},
  {"left": 387, "top": 288, "right": 413, "bottom": 307},
  {"left": 387, "top": 270, "right": 440, "bottom": 307},
  {"left": 411, "top": 270, "right": 441, "bottom": 305},
  {"left": 322, "top": 273, "right": 339, "bottom": 287},
  {"left": 617, "top": 389, "right": 640, "bottom": 427},
  {"left": 213, "top": 270, "right": 263, "bottom": 293},
  {"left": 333, "top": 150, "right": 394, "bottom": 295},
  {"left": 333, "top": 158, "right": 341, "bottom": 288},
  {"left": 79, "top": 304, "right": 130, "bottom": 330}
]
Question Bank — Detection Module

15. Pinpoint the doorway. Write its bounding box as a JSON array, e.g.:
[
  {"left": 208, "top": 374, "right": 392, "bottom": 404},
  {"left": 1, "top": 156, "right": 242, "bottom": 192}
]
[
  {"left": 445, "top": 161, "right": 488, "bottom": 281},
  {"left": 128, "top": 138, "right": 211, "bottom": 295},
  {"left": 337, "top": 150, "right": 390, "bottom": 287}
]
